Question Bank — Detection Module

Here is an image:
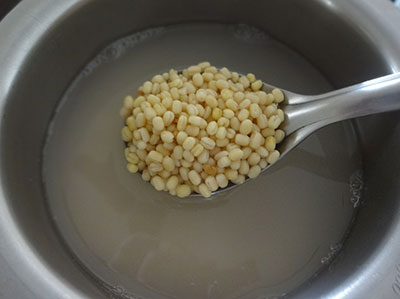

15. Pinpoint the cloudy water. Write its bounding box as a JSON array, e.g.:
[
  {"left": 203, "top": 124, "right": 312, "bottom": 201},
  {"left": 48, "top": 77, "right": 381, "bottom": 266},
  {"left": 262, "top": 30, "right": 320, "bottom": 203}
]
[{"left": 43, "top": 23, "right": 363, "bottom": 299}]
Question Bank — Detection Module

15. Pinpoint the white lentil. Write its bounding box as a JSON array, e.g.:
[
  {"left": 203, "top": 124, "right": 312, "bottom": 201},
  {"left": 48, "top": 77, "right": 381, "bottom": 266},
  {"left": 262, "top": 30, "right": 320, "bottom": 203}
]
[
  {"left": 275, "top": 129, "right": 285, "bottom": 143},
  {"left": 229, "top": 148, "right": 244, "bottom": 161},
  {"left": 121, "top": 62, "right": 285, "bottom": 198},
  {"left": 162, "top": 156, "right": 175, "bottom": 172},
  {"left": 235, "top": 134, "right": 250, "bottom": 146},
  {"left": 176, "top": 184, "right": 191, "bottom": 198},
  {"left": 267, "top": 150, "right": 280, "bottom": 164},
  {"left": 182, "top": 136, "right": 196, "bottom": 151},
  {"left": 166, "top": 176, "right": 179, "bottom": 190},
  {"left": 230, "top": 160, "right": 241, "bottom": 170},
  {"left": 239, "top": 160, "right": 250, "bottom": 175},
  {"left": 272, "top": 88, "right": 285, "bottom": 103},
  {"left": 248, "top": 152, "right": 261, "bottom": 166},
  {"left": 160, "top": 131, "right": 174, "bottom": 143},
  {"left": 205, "top": 176, "right": 219, "bottom": 191},
  {"left": 217, "top": 156, "right": 231, "bottom": 168},
  {"left": 127, "top": 163, "right": 138, "bottom": 173},
  {"left": 248, "top": 165, "right": 261, "bottom": 179},
  {"left": 216, "top": 174, "right": 228, "bottom": 188}
]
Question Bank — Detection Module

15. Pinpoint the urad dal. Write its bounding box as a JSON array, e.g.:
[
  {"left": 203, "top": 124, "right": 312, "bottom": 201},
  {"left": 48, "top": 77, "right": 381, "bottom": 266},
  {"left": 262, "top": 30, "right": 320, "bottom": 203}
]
[{"left": 120, "top": 62, "right": 285, "bottom": 198}]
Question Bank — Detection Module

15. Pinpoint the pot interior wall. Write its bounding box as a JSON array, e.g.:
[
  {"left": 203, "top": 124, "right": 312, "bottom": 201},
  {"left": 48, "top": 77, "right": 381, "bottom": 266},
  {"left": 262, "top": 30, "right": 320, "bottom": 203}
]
[{"left": 0, "top": 0, "right": 397, "bottom": 298}]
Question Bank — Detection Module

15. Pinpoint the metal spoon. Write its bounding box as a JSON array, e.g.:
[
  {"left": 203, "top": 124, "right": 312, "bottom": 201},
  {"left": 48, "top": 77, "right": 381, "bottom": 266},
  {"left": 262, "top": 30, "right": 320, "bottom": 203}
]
[{"left": 209, "top": 72, "right": 400, "bottom": 196}]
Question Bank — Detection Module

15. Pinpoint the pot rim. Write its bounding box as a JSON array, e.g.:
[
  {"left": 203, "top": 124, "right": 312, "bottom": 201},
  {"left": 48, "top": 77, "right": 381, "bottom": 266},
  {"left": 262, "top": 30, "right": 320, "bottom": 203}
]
[{"left": 1, "top": 1, "right": 400, "bottom": 298}]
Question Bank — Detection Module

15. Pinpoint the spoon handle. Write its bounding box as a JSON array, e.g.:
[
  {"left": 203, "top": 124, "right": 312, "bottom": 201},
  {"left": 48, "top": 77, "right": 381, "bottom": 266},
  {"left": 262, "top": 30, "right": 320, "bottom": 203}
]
[{"left": 284, "top": 73, "right": 400, "bottom": 135}]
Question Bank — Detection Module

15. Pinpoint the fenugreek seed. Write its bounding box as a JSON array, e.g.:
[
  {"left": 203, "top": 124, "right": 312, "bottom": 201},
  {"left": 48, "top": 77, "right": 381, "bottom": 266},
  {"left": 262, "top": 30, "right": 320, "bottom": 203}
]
[
  {"left": 199, "top": 184, "right": 212, "bottom": 197},
  {"left": 204, "top": 164, "right": 217, "bottom": 176}
]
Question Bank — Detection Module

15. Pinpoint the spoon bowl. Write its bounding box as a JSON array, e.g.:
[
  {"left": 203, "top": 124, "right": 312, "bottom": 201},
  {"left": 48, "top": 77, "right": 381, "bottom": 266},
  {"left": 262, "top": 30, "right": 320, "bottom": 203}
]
[{"left": 208, "top": 72, "right": 400, "bottom": 196}]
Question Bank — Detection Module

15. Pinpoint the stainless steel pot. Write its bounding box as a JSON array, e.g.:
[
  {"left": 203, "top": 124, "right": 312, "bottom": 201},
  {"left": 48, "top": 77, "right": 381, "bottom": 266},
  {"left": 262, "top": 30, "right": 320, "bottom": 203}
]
[{"left": 1, "top": 0, "right": 400, "bottom": 298}]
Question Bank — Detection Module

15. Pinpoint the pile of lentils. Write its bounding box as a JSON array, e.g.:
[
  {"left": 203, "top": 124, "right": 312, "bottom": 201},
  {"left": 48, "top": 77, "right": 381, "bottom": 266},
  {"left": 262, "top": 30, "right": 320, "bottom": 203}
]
[{"left": 120, "top": 62, "right": 285, "bottom": 198}]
